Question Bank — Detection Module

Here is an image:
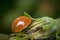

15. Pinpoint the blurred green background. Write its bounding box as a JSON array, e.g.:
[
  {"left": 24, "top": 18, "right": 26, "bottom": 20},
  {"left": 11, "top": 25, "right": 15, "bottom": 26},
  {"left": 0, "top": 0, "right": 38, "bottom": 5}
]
[{"left": 0, "top": 0, "right": 60, "bottom": 34}]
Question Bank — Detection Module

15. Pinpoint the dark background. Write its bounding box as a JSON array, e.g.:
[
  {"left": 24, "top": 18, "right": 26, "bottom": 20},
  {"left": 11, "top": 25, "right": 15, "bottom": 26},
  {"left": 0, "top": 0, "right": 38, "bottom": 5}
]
[{"left": 0, "top": 0, "right": 60, "bottom": 34}]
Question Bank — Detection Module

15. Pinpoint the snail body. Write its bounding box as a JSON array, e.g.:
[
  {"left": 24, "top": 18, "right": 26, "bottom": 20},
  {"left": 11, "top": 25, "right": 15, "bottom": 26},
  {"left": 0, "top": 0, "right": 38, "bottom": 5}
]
[{"left": 9, "top": 12, "right": 58, "bottom": 40}]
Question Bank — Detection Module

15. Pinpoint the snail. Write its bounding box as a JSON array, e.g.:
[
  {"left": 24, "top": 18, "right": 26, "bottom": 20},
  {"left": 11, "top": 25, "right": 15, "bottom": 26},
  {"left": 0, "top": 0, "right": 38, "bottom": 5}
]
[{"left": 9, "top": 12, "right": 58, "bottom": 40}]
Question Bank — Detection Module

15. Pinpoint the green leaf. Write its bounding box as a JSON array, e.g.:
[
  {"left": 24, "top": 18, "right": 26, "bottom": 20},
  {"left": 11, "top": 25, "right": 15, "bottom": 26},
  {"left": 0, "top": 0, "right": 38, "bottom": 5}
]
[{"left": 24, "top": 11, "right": 35, "bottom": 20}]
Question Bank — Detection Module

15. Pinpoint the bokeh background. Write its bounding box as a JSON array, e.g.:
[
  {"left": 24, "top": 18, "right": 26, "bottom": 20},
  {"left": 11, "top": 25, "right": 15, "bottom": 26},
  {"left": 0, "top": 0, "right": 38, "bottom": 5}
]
[{"left": 0, "top": 0, "right": 60, "bottom": 34}]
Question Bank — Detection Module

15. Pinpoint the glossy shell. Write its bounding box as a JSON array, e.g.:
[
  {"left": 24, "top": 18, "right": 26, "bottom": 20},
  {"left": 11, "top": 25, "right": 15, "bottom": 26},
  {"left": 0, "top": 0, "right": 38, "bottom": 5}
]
[{"left": 11, "top": 16, "right": 32, "bottom": 33}]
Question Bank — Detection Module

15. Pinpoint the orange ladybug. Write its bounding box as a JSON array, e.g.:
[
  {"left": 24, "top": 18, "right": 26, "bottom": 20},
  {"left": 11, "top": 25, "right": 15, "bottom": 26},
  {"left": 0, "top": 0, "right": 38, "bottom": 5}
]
[{"left": 11, "top": 16, "right": 32, "bottom": 33}]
